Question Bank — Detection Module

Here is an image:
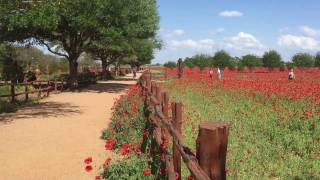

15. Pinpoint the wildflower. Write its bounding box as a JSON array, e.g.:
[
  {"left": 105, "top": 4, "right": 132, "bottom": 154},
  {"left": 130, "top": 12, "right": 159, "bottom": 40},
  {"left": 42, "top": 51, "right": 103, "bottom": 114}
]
[
  {"left": 95, "top": 176, "right": 101, "bottom": 180},
  {"left": 187, "top": 175, "right": 193, "bottom": 180},
  {"left": 84, "top": 157, "right": 92, "bottom": 164},
  {"left": 85, "top": 165, "right": 93, "bottom": 172},
  {"left": 143, "top": 168, "right": 152, "bottom": 175}
]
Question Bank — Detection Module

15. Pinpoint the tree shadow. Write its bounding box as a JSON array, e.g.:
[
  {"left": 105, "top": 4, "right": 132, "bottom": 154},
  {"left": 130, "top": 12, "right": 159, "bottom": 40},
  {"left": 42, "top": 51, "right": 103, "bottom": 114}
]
[
  {"left": 0, "top": 101, "right": 82, "bottom": 123},
  {"left": 80, "top": 83, "right": 132, "bottom": 93}
]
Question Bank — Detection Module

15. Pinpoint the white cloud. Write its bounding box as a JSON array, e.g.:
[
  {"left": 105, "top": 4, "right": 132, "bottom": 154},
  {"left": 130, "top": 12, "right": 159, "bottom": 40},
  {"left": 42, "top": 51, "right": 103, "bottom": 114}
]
[
  {"left": 164, "top": 29, "right": 185, "bottom": 38},
  {"left": 169, "top": 39, "right": 215, "bottom": 50},
  {"left": 209, "top": 28, "right": 225, "bottom": 35},
  {"left": 172, "top": 29, "right": 185, "bottom": 36},
  {"left": 225, "top": 32, "right": 265, "bottom": 52},
  {"left": 299, "top": 26, "right": 320, "bottom": 37},
  {"left": 219, "top": 11, "right": 243, "bottom": 17},
  {"left": 278, "top": 34, "right": 320, "bottom": 50}
]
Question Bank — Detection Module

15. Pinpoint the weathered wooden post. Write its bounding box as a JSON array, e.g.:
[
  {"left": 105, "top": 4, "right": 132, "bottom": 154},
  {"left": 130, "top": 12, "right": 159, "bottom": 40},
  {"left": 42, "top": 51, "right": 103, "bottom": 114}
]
[
  {"left": 162, "top": 92, "right": 175, "bottom": 180},
  {"left": 25, "top": 84, "right": 29, "bottom": 101},
  {"left": 10, "top": 83, "right": 15, "bottom": 103},
  {"left": 46, "top": 81, "right": 50, "bottom": 97},
  {"left": 38, "top": 82, "right": 41, "bottom": 98},
  {"left": 54, "top": 80, "right": 58, "bottom": 93},
  {"left": 172, "top": 102, "right": 182, "bottom": 180},
  {"left": 196, "top": 122, "right": 229, "bottom": 180}
]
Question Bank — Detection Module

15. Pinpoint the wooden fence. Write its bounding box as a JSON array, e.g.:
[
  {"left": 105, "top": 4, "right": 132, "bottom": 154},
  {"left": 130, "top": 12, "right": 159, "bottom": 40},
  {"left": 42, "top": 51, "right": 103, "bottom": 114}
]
[
  {"left": 140, "top": 71, "right": 229, "bottom": 180},
  {"left": 0, "top": 80, "right": 65, "bottom": 103}
]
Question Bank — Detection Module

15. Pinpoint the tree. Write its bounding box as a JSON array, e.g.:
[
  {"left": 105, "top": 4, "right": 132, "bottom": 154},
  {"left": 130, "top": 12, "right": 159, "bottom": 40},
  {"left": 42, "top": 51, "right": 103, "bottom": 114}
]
[
  {"left": 314, "top": 52, "right": 320, "bottom": 68},
  {"left": 163, "top": 61, "right": 176, "bottom": 69},
  {"left": 0, "top": 44, "right": 24, "bottom": 83},
  {"left": 240, "top": 54, "right": 263, "bottom": 71},
  {"left": 292, "top": 53, "right": 314, "bottom": 68},
  {"left": 212, "top": 50, "right": 232, "bottom": 69},
  {"left": 184, "top": 57, "right": 195, "bottom": 68},
  {"left": 0, "top": 0, "right": 159, "bottom": 89},
  {"left": 191, "top": 54, "right": 211, "bottom": 71},
  {"left": 262, "top": 50, "right": 282, "bottom": 70}
]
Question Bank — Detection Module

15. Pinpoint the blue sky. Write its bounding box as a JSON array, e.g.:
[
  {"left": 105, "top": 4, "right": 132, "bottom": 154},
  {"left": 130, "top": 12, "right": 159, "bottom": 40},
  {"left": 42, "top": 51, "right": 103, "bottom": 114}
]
[{"left": 154, "top": 0, "right": 320, "bottom": 63}]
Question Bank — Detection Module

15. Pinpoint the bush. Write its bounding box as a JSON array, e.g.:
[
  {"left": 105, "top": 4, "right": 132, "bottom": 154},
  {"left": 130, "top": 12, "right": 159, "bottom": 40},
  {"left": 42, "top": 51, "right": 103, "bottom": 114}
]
[
  {"left": 163, "top": 61, "right": 177, "bottom": 69},
  {"left": 103, "top": 154, "right": 156, "bottom": 180}
]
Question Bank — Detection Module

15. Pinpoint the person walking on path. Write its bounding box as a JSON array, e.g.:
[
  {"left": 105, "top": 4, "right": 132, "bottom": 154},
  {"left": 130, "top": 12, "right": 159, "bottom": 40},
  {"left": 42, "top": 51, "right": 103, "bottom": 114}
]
[
  {"left": 217, "top": 67, "right": 222, "bottom": 80},
  {"left": 288, "top": 68, "right": 295, "bottom": 80},
  {"left": 132, "top": 65, "right": 137, "bottom": 79},
  {"left": 209, "top": 68, "right": 214, "bottom": 79}
]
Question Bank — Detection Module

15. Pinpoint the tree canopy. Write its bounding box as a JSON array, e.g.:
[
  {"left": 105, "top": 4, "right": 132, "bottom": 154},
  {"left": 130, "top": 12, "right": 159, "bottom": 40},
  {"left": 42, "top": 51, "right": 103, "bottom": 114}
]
[
  {"left": 292, "top": 53, "right": 314, "bottom": 68},
  {"left": 262, "top": 50, "right": 282, "bottom": 70},
  {"left": 314, "top": 52, "right": 320, "bottom": 68},
  {"left": 0, "top": 0, "right": 160, "bottom": 88},
  {"left": 240, "top": 55, "right": 263, "bottom": 70},
  {"left": 212, "top": 50, "right": 232, "bottom": 69}
]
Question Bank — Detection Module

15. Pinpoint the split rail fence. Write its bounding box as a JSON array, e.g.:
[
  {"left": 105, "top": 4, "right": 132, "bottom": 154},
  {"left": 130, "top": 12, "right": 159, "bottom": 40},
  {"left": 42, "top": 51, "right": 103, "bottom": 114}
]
[
  {"left": 140, "top": 71, "right": 229, "bottom": 180},
  {"left": 0, "top": 80, "right": 65, "bottom": 103}
]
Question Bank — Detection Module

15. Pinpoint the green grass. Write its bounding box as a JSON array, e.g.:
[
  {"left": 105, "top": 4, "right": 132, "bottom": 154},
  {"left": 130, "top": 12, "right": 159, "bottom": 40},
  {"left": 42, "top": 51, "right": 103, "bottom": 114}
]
[
  {"left": 163, "top": 80, "right": 320, "bottom": 179},
  {"left": 0, "top": 85, "right": 38, "bottom": 114}
]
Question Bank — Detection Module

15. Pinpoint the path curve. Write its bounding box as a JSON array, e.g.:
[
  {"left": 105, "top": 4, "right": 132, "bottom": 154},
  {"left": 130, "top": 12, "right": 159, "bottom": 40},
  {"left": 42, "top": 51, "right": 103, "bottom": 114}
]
[{"left": 0, "top": 74, "right": 139, "bottom": 180}]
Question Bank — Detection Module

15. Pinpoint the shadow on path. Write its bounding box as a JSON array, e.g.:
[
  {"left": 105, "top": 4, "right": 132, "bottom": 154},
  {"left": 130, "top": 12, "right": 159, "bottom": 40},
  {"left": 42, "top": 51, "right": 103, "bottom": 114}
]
[
  {"left": 80, "top": 82, "right": 131, "bottom": 93},
  {"left": 0, "top": 102, "right": 82, "bottom": 123}
]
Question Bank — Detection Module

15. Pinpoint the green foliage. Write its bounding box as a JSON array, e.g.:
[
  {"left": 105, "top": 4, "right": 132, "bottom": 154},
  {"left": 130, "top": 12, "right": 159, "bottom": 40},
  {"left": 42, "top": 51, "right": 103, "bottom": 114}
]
[
  {"left": 184, "top": 57, "right": 195, "bottom": 68},
  {"left": 212, "top": 50, "right": 232, "bottom": 69},
  {"left": 0, "top": 44, "right": 24, "bottom": 82},
  {"left": 315, "top": 53, "right": 320, "bottom": 68},
  {"left": 262, "top": 50, "right": 282, "bottom": 70},
  {"left": 240, "top": 54, "right": 263, "bottom": 70},
  {"left": 103, "top": 154, "right": 156, "bottom": 180},
  {"left": 191, "top": 54, "right": 211, "bottom": 70},
  {"left": 163, "top": 61, "right": 177, "bottom": 69},
  {"left": 292, "top": 53, "right": 315, "bottom": 68},
  {"left": 0, "top": 0, "right": 160, "bottom": 87}
]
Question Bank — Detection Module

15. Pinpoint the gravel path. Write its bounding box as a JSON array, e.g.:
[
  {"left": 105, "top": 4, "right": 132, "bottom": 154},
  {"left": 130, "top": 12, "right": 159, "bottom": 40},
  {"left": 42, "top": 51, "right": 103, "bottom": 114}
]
[{"left": 0, "top": 75, "right": 139, "bottom": 180}]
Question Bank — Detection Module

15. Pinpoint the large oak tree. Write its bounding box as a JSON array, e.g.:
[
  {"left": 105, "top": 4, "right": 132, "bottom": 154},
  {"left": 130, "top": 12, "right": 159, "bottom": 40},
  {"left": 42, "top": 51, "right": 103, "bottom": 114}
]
[{"left": 0, "top": 0, "right": 159, "bottom": 88}]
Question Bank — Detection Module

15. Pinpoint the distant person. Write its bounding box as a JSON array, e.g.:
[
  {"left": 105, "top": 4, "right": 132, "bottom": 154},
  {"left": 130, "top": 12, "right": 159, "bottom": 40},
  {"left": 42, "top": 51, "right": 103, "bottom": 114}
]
[
  {"left": 217, "top": 67, "right": 222, "bottom": 80},
  {"left": 209, "top": 68, "right": 214, "bottom": 79},
  {"left": 288, "top": 68, "right": 295, "bottom": 80},
  {"left": 132, "top": 65, "right": 137, "bottom": 79}
]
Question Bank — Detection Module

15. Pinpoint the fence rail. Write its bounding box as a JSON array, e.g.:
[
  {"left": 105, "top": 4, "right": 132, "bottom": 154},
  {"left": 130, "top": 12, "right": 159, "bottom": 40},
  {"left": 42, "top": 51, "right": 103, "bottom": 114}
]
[
  {"left": 0, "top": 80, "right": 65, "bottom": 103},
  {"left": 140, "top": 71, "right": 229, "bottom": 180}
]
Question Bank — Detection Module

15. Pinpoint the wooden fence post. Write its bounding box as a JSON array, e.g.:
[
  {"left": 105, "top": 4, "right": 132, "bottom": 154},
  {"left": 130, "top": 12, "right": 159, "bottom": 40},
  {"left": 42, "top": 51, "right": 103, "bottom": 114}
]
[
  {"left": 172, "top": 102, "right": 182, "bottom": 180},
  {"left": 25, "top": 84, "right": 29, "bottom": 101},
  {"left": 10, "top": 83, "right": 15, "bottom": 103},
  {"left": 54, "top": 80, "right": 58, "bottom": 93},
  {"left": 196, "top": 122, "right": 229, "bottom": 180},
  {"left": 38, "top": 83, "right": 41, "bottom": 98},
  {"left": 47, "top": 81, "right": 50, "bottom": 97}
]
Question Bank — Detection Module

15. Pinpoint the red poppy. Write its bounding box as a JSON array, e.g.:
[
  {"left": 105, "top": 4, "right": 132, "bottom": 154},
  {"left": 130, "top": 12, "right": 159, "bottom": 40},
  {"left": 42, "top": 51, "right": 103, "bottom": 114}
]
[
  {"left": 225, "top": 168, "right": 230, "bottom": 175},
  {"left": 135, "top": 148, "right": 142, "bottom": 156},
  {"left": 143, "top": 129, "right": 150, "bottom": 137},
  {"left": 160, "top": 168, "right": 166, "bottom": 175},
  {"left": 187, "top": 175, "right": 193, "bottom": 180},
  {"left": 95, "top": 176, "right": 101, "bottom": 180},
  {"left": 84, "top": 157, "right": 93, "bottom": 164},
  {"left": 175, "top": 172, "right": 179, "bottom": 179},
  {"left": 143, "top": 168, "right": 152, "bottom": 175},
  {"left": 85, "top": 165, "right": 93, "bottom": 172}
]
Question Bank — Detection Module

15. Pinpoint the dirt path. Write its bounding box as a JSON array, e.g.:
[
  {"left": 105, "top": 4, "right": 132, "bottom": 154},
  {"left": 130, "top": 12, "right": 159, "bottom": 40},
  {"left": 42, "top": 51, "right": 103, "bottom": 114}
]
[{"left": 0, "top": 74, "right": 140, "bottom": 180}]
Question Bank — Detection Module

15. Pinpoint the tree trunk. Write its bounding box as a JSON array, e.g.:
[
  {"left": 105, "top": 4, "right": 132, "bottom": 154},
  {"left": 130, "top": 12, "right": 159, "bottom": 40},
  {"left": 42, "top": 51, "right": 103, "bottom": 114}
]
[
  {"left": 68, "top": 59, "right": 79, "bottom": 90},
  {"left": 101, "top": 59, "right": 108, "bottom": 80}
]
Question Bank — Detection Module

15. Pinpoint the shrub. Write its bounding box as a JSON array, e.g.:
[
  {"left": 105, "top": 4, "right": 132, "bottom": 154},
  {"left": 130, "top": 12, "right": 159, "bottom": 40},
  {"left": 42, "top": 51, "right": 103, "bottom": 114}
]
[{"left": 103, "top": 154, "right": 156, "bottom": 180}]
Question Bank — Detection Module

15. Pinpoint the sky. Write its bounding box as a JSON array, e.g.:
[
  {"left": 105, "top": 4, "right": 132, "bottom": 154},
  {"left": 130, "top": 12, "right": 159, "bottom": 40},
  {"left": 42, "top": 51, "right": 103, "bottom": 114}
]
[{"left": 153, "top": 0, "right": 320, "bottom": 63}]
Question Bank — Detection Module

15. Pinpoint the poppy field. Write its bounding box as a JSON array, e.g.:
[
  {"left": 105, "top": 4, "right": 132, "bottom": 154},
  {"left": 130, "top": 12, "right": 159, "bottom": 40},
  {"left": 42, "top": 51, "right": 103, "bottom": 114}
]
[{"left": 161, "top": 67, "right": 320, "bottom": 179}]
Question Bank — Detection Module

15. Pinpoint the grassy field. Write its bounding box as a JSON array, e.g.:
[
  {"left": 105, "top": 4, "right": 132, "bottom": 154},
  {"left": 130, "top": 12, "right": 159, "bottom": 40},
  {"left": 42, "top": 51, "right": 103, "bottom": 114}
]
[
  {"left": 0, "top": 85, "right": 38, "bottom": 113},
  {"left": 162, "top": 77, "right": 320, "bottom": 179}
]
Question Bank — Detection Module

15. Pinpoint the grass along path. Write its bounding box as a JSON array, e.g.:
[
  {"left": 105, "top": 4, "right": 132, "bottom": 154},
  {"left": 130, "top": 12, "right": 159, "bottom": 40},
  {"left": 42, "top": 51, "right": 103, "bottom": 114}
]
[{"left": 0, "top": 73, "right": 140, "bottom": 180}]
